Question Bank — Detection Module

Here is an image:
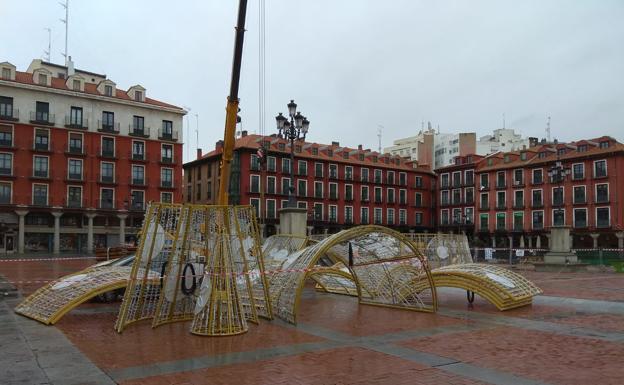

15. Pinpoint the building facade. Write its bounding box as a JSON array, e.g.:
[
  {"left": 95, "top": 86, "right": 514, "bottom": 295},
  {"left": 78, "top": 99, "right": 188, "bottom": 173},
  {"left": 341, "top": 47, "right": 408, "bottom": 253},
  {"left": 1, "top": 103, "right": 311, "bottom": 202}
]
[
  {"left": 437, "top": 136, "right": 624, "bottom": 249},
  {"left": 184, "top": 132, "right": 436, "bottom": 236},
  {"left": 0, "top": 59, "right": 184, "bottom": 254}
]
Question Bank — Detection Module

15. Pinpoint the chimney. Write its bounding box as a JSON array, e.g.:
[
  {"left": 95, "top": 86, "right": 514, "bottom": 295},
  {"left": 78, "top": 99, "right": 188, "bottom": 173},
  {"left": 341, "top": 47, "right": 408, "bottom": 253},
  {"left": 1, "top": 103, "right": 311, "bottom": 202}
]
[
  {"left": 241, "top": 130, "right": 248, "bottom": 137},
  {"left": 331, "top": 141, "right": 339, "bottom": 146},
  {"left": 358, "top": 144, "right": 363, "bottom": 150},
  {"left": 196, "top": 148, "right": 202, "bottom": 159},
  {"left": 216, "top": 140, "right": 224, "bottom": 149},
  {"left": 67, "top": 56, "right": 75, "bottom": 76}
]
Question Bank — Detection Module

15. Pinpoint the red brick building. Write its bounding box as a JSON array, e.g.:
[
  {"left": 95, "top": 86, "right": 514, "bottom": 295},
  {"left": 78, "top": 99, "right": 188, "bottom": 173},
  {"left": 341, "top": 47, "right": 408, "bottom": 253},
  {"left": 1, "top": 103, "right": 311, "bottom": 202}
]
[
  {"left": 184, "top": 132, "right": 436, "bottom": 236},
  {"left": 437, "top": 136, "right": 624, "bottom": 249},
  {"left": 0, "top": 59, "right": 184, "bottom": 253}
]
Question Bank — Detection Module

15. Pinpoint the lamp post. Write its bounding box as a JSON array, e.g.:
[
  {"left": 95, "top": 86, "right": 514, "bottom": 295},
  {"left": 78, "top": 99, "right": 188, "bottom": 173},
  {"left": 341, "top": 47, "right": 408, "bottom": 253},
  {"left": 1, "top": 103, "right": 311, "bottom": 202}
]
[
  {"left": 547, "top": 157, "right": 571, "bottom": 227},
  {"left": 275, "top": 100, "right": 310, "bottom": 207}
]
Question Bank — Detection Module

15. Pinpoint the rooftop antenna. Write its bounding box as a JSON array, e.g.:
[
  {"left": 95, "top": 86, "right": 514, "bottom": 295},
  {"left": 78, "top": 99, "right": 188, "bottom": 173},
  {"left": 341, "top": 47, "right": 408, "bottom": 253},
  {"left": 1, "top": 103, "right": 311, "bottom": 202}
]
[
  {"left": 59, "top": 0, "right": 69, "bottom": 65},
  {"left": 182, "top": 106, "right": 192, "bottom": 161},
  {"left": 502, "top": 113, "right": 506, "bottom": 129},
  {"left": 377, "top": 124, "right": 383, "bottom": 153},
  {"left": 195, "top": 113, "right": 199, "bottom": 154},
  {"left": 546, "top": 116, "right": 551, "bottom": 142},
  {"left": 43, "top": 28, "right": 51, "bottom": 62}
]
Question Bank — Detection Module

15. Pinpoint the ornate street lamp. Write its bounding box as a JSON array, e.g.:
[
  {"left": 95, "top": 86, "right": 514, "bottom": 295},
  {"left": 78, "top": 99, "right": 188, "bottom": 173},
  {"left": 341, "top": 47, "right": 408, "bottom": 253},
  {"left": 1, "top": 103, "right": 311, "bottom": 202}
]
[
  {"left": 275, "top": 100, "right": 310, "bottom": 207},
  {"left": 547, "top": 158, "right": 571, "bottom": 227}
]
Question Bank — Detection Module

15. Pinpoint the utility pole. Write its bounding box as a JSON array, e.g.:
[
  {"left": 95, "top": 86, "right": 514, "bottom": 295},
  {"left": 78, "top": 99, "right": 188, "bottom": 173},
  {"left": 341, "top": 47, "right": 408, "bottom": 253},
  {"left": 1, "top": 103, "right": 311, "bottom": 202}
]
[
  {"left": 59, "top": 0, "right": 69, "bottom": 65},
  {"left": 182, "top": 106, "right": 191, "bottom": 161},
  {"left": 546, "top": 116, "right": 551, "bottom": 142},
  {"left": 377, "top": 125, "right": 383, "bottom": 153}
]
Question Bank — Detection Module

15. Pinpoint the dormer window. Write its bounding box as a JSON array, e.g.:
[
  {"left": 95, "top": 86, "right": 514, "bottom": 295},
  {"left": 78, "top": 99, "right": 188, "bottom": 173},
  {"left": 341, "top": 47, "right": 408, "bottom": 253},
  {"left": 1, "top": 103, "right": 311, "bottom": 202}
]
[
  {"left": 487, "top": 158, "right": 493, "bottom": 166},
  {"left": 578, "top": 144, "right": 588, "bottom": 152},
  {"left": 520, "top": 152, "right": 527, "bottom": 160},
  {"left": 312, "top": 147, "right": 318, "bottom": 155},
  {"left": 538, "top": 152, "right": 547, "bottom": 159},
  {"left": 72, "top": 79, "right": 81, "bottom": 91},
  {"left": 342, "top": 151, "right": 349, "bottom": 159},
  {"left": 104, "top": 85, "right": 113, "bottom": 96},
  {"left": 558, "top": 148, "right": 566, "bottom": 156},
  {"left": 599, "top": 141, "right": 610, "bottom": 149},
  {"left": 135, "top": 91, "right": 142, "bottom": 101},
  {"left": 1, "top": 68, "right": 10, "bottom": 79},
  {"left": 327, "top": 149, "right": 333, "bottom": 157},
  {"left": 504, "top": 154, "right": 510, "bottom": 163},
  {"left": 38, "top": 74, "right": 48, "bottom": 86}
]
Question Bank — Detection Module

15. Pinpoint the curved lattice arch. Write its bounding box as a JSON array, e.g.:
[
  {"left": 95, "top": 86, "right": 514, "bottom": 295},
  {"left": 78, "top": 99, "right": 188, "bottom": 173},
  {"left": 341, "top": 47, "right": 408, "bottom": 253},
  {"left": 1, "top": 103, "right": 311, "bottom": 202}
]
[
  {"left": 269, "top": 225, "right": 437, "bottom": 324},
  {"left": 15, "top": 266, "right": 160, "bottom": 325}
]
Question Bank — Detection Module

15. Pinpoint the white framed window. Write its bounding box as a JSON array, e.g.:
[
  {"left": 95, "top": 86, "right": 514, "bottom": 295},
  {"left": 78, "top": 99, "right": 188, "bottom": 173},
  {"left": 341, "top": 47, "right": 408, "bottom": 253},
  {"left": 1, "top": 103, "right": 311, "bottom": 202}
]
[
  {"left": 282, "top": 158, "right": 291, "bottom": 174},
  {"left": 266, "top": 156, "right": 276, "bottom": 172},
  {"left": 440, "top": 209, "right": 449, "bottom": 225},
  {"left": 131, "top": 190, "right": 145, "bottom": 210},
  {"left": 440, "top": 173, "right": 449, "bottom": 188},
  {"left": 314, "top": 162, "right": 324, "bottom": 177},
  {"left": 131, "top": 164, "right": 145, "bottom": 185},
  {"left": 250, "top": 174, "right": 260, "bottom": 193},
  {"left": 572, "top": 163, "right": 585, "bottom": 180},
  {"left": 345, "top": 206, "right": 353, "bottom": 223},
  {"left": 329, "top": 163, "right": 338, "bottom": 179},
  {"left": 387, "top": 188, "right": 395, "bottom": 204},
  {"left": 266, "top": 199, "right": 276, "bottom": 219},
  {"left": 595, "top": 183, "right": 609, "bottom": 203},
  {"left": 67, "top": 158, "right": 83, "bottom": 180},
  {"left": 297, "top": 179, "right": 307, "bottom": 197},
  {"left": 552, "top": 186, "right": 564, "bottom": 206},
  {"left": 532, "top": 168, "right": 543, "bottom": 184},
  {"left": 281, "top": 177, "right": 291, "bottom": 195},
  {"left": 66, "top": 185, "right": 82, "bottom": 208},
  {"left": 67, "top": 131, "right": 84, "bottom": 153},
  {"left": 329, "top": 182, "right": 338, "bottom": 200},
  {"left": 329, "top": 205, "right": 338, "bottom": 222},
  {"left": 596, "top": 207, "right": 610, "bottom": 228},
  {"left": 32, "top": 183, "right": 48, "bottom": 206},
  {"left": 399, "top": 209, "right": 407, "bottom": 225},
  {"left": 161, "top": 167, "right": 174, "bottom": 188},
  {"left": 249, "top": 198, "right": 260, "bottom": 218},
  {"left": 360, "top": 207, "right": 369, "bottom": 224},
  {"left": 0, "top": 181, "right": 12, "bottom": 204},
  {"left": 361, "top": 185, "right": 369, "bottom": 201},
  {"left": 33, "top": 127, "right": 50, "bottom": 151},
  {"left": 313, "top": 203, "right": 324, "bottom": 220},
  {"left": 297, "top": 201, "right": 307, "bottom": 210},
  {"left": 32, "top": 155, "right": 48, "bottom": 178},
  {"left": 132, "top": 140, "right": 145, "bottom": 160},
  {"left": 161, "top": 192, "right": 173, "bottom": 203},
  {"left": 101, "top": 136, "right": 115, "bottom": 157},
  {"left": 552, "top": 208, "right": 565, "bottom": 227},
  {"left": 573, "top": 185, "right": 586, "bottom": 204},
  {"left": 573, "top": 208, "right": 587, "bottom": 228},
  {"left": 374, "top": 207, "right": 383, "bottom": 224},
  {"left": 360, "top": 167, "right": 369, "bottom": 182},
  {"left": 297, "top": 160, "right": 307, "bottom": 175},
  {"left": 100, "top": 162, "right": 115, "bottom": 183},
  {"left": 593, "top": 159, "right": 607, "bottom": 178},
  {"left": 99, "top": 187, "right": 115, "bottom": 209},
  {"left": 314, "top": 181, "right": 323, "bottom": 198},
  {"left": 266, "top": 176, "right": 276, "bottom": 194},
  {"left": 161, "top": 144, "right": 173, "bottom": 163},
  {"left": 387, "top": 208, "right": 395, "bottom": 225}
]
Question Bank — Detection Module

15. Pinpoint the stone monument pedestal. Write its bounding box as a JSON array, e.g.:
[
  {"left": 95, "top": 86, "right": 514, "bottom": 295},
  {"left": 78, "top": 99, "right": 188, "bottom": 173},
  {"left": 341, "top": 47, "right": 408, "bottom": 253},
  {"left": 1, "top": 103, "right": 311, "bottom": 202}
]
[
  {"left": 536, "top": 226, "right": 587, "bottom": 272},
  {"left": 278, "top": 207, "right": 308, "bottom": 237}
]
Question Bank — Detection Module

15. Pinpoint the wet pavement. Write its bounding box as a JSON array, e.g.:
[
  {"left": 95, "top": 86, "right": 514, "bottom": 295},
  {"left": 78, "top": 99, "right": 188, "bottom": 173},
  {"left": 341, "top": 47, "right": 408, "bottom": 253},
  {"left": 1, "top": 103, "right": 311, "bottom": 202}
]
[{"left": 2, "top": 258, "right": 624, "bottom": 384}]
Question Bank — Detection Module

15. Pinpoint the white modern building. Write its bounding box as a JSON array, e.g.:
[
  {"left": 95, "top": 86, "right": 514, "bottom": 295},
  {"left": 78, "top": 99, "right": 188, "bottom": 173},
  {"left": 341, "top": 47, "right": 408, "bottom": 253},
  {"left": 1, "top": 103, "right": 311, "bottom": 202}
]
[{"left": 476, "top": 128, "right": 532, "bottom": 154}]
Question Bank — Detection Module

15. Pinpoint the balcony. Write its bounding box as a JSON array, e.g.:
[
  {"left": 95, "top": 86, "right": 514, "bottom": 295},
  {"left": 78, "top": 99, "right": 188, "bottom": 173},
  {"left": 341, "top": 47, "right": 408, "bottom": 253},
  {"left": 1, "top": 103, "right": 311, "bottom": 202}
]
[
  {"left": 31, "top": 196, "right": 49, "bottom": 207},
  {"left": 98, "top": 199, "right": 115, "bottom": 209},
  {"left": 0, "top": 194, "right": 11, "bottom": 204},
  {"left": 552, "top": 200, "right": 564, "bottom": 207},
  {"left": 596, "top": 220, "right": 611, "bottom": 229},
  {"left": 66, "top": 173, "right": 84, "bottom": 182},
  {"left": 66, "top": 146, "right": 86, "bottom": 156},
  {"left": 32, "top": 141, "right": 52, "bottom": 152},
  {"left": 573, "top": 198, "right": 586, "bottom": 205},
  {"left": 572, "top": 174, "right": 585, "bottom": 181},
  {"left": 97, "top": 121, "right": 120, "bottom": 134},
  {"left": 452, "top": 180, "right": 461, "bottom": 188},
  {"left": 479, "top": 204, "right": 489, "bottom": 211},
  {"left": 531, "top": 201, "right": 544, "bottom": 209},
  {"left": 296, "top": 170, "right": 308, "bottom": 177},
  {"left": 64, "top": 198, "right": 82, "bottom": 209},
  {"left": 30, "top": 168, "right": 50, "bottom": 180},
  {"left": 465, "top": 197, "right": 475, "bottom": 205},
  {"left": 0, "top": 166, "right": 15, "bottom": 177},
  {"left": 345, "top": 195, "right": 354, "bottom": 202},
  {"left": 532, "top": 223, "right": 544, "bottom": 230},
  {"left": 440, "top": 200, "right": 450, "bottom": 207},
  {"left": 512, "top": 180, "right": 525, "bottom": 187},
  {"left": 532, "top": 178, "right": 543, "bottom": 185},
  {"left": 0, "top": 137, "right": 13, "bottom": 149},
  {"left": 29, "top": 111, "right": 55, "bottom": 125},
  {"left": 595, "top": 195, "right": 610, "bottom": 204},
  {"left": 129, "top": 151, "right": 146, "bottom": 161},
  {"left": 129, "top": 125, "right": 150, "bottom": 138},
  {"left": 512, "top": 203, "right": 525, "bottom": 210},
  {"left": 496, "top": 182, "right": 507, "bottom": 190},
  {"left": 99, "top": 148, "right": 116, "bottom": 159},
  {"left": 129, "top": 177, "right": 147, "bottom": 187},
  {"left": 130, "top": 201, "right": 145, "bottom": 211},
  {"left": 0, "top": 107, "right": 19, "bottom": 122},
  {"left": 161, "top": 180, "right": 174, "bottom": 189},
  {"left": 98, "top": 174, "right": 116, "bottom": 184},
  {"left": 480, "top": 183, "right": 489, "bottom": 190},
  {"left": 64, "top": 116, "right": 88, "bottom": 130},
  {"left": 464, "top": 179, "right": 474, "bottom": 187},
  {"left": 158, "top": 129, "right": 178, "bottom": 141},
  {"left": 160, "top": 156, "right": 174, "bottom": 165},
  {"left": 496, "top": 203, "right": 507, "bottom": 210},
  {"left": 329, "top": 171, "right": 338, "bottom": 179}
]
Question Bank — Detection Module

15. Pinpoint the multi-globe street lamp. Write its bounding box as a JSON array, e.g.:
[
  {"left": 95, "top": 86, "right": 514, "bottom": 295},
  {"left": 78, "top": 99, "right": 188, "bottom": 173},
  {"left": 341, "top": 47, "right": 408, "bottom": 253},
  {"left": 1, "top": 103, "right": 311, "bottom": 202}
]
[
  {"left": 547, "top": 158, "right": 571, "bottom": 227},
  {"left": 275, "top": 100, "right": 310, "bottom": 207}
]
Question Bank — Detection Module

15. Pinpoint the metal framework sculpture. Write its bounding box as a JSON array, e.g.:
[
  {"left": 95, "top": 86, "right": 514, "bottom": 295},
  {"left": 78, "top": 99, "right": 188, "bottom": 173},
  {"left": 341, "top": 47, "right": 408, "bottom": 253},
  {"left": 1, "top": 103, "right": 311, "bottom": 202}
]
[
  {"left": 114, "top": 203, "right": 272, "bottom": 336},
  {"left": 14, "top": 266, "right": 160, "bottom": 325},
  {"left": 269, "top": 225, "right": 437, "bottom": 324},
  {"left": 314, "top": 233, "right": 543, "bottom": 311}
]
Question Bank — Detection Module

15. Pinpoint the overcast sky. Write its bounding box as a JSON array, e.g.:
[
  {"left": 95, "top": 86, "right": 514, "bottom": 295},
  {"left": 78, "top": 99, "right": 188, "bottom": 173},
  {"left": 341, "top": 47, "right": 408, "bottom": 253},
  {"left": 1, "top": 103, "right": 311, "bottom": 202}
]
[{"left": 2, "top": 0, "right": 623, "bottom": 163}]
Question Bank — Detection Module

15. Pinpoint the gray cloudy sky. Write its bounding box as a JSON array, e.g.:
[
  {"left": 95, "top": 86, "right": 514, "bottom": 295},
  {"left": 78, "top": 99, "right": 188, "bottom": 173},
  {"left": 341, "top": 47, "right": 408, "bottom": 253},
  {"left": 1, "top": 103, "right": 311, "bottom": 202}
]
[{"left": 2, "top": 0, "right": 623, "bottom": 163}]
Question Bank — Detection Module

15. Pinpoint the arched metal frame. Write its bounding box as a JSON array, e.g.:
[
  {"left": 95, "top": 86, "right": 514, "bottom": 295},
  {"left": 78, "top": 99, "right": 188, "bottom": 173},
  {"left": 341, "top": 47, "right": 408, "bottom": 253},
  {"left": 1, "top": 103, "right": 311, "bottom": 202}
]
[
  {"left": 14, "top": 266, "right": 160, "bottom": 325},
  {"left": 269, "top": 225, "right": 437, "bottom": 325}
]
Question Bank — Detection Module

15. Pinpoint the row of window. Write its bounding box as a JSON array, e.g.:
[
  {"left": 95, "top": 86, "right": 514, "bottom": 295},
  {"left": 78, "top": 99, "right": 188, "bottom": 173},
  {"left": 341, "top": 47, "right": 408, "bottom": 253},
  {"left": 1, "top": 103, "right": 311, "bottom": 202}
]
[
  {"left": 249, "top": 198, "right": 424, "bottom": 226},
  {"left": 248, "top": 175, "right": 426, "bottom": 206},
  {"left": 0, "top": 97, "right": 177, "bottom": 140},
  {"left": 249, "top": 154, "right": 424, "bottom": 187},
  {"left": 440, "top": 160, "right": 609, "bottom": 189},
  {"left": 440, "top": 207, "right": 611, "bottom": 229},
  {"left": 0, "top": 153, "right": 175, "bottom": 187},
  {"left": 0, "top": 182, "right": 173, "bottom": 207},
  {"left": 0, "top": 126, "right": 175, "bottom": 162},
  {"left": 440, "top": 184, "right": 610, "bottom": 207}
]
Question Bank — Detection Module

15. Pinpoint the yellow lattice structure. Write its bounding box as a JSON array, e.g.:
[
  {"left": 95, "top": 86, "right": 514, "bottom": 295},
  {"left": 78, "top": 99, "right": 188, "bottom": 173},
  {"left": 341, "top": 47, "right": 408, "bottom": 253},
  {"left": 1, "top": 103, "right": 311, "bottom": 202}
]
[
  {"left": 15, "top": 266, "right": 159, "bottom": 325},
  {"left": 315, "top": 233, "right": 542, "bottom": 311},
  {"left": 114, "top": 203, "right": 271, "bottom": 336},
  {"left": 269, "top": 225, "right": 437, "bottom": 324}
]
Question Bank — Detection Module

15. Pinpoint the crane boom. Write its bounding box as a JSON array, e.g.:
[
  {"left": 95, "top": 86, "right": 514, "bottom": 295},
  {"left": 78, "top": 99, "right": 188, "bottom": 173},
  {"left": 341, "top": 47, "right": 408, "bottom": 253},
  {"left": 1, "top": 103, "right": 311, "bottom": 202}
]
[{"left": 218, "top": 0, "right": 248, "bottom": 205}]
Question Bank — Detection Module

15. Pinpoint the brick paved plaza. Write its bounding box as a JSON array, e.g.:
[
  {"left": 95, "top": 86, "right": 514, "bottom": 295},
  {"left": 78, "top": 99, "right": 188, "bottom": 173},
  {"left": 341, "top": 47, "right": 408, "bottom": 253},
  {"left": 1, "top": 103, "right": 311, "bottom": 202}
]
[{"left": 2, "top": 258, "right": 624, "bottom": 385}]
